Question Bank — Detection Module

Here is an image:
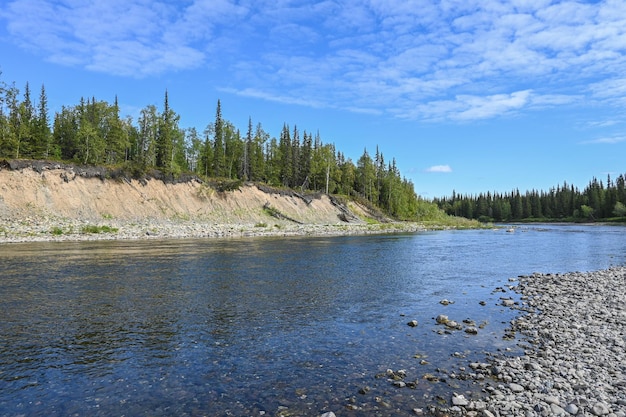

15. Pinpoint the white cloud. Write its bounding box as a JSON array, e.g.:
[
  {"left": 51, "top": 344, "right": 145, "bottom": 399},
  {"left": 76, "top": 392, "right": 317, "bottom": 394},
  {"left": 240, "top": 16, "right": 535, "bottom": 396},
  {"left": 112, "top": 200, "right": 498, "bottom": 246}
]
[
  {"left": 582, "top": 136, "right": 626, "bottom": 145},
  {"left": 425, "top": 165, "right": 453, "bottom": 173},
  {"left": 2, "top": 0, "right": 626, "bottom": 120},
  {"left": 1, "top": 0, "right": 221, "bottom": 76}
]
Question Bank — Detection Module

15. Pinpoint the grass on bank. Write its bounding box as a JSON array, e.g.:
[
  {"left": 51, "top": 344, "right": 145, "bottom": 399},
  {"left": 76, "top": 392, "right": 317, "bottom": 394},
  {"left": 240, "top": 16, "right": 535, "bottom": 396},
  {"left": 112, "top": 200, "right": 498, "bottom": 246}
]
[
  {"left": 48, "top": 224, "right": 119, "bottom": 235},
  {"left": 81, "top": 225, "right": 118, "bottom": 234}
]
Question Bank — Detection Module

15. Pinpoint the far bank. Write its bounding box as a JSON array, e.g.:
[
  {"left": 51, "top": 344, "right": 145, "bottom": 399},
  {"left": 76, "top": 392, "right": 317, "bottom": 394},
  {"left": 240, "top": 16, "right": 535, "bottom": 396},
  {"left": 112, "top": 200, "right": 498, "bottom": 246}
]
[{"left": 0, "top": 161, "right": 477, "bottom": 243}]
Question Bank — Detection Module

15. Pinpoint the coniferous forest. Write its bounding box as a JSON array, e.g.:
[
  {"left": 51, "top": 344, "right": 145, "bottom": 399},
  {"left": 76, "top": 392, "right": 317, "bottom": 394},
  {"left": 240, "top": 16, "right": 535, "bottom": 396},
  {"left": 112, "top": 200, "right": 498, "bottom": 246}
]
[
  {"left": 2, "top": 80, "right": 622, "bottom": 224},
  {"left": 434, "top": 176, "right": 626, "bottom": 222},
  {"left": 0, "top": 80, "right": 433, "bottom": 221}
]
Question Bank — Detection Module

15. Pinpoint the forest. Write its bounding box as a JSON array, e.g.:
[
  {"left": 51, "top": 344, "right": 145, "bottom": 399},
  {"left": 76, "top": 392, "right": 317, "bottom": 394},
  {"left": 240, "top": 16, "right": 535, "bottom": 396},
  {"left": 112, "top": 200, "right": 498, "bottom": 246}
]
[
  {"left": 434, "top": 176, "right": 626, "bottom": 222},
  {"left": 0, "top": 80, "right": 434, "bottom": 221}
]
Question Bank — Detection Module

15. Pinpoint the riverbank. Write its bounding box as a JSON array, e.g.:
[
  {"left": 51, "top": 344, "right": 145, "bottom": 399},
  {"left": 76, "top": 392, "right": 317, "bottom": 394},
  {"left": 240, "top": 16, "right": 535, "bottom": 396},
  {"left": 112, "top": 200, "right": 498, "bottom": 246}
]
[
  {"left": 445, "top": 267, "right": 626, "bottom": 417},
  {"left": 1, "top": 163, "right": 474, "bottom": 244},
  {"left": 0, "top": 215, "right": 435, "bottom": 244}
]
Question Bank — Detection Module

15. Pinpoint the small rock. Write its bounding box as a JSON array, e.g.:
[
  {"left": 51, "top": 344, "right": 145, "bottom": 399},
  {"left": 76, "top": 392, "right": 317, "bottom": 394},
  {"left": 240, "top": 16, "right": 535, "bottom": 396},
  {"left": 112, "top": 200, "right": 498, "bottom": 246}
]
[
  {"left": 436, "top": 314, "right": 449, "bottom": 324},
  {"left": 551, "top": 403, "right": 567, "bottom": 415},
  {"left": 509, "top": 383, "right": 524, "bottom": 393},
  {"left": 407, "top": 320, "right": 418, "bottom": 327},
  {"left": 544, "top": 395, "right": 560, "bottom": 405},
  {"left": 319, "top": 413, "right": 336, "bottom": 417},
  {"left": 565, "top": 404, "right": 578, "bottom": 415},
  {"left": 591, "top": 402, "right": 610, "bottom": 416},
  {"left": 501, "top": 298, "right": 515, "bottom": 307},
  {"left": 465, "top": 326, "right": 478, "bottom": 334},
  {"left": 445, "top": 320, "right": 462, "bottom": 330},
  {"left": 440, "top": 299, "right": 453, "bottom": 305},
  {"left": 452, "top": 394, "right": 469, "bottom": 406}
]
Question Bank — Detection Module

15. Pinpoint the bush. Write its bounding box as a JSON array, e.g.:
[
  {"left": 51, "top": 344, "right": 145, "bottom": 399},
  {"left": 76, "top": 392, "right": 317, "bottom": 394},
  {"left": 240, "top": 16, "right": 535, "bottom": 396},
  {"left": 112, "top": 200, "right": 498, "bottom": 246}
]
[{"left": 81, "top": 225, "right": 118, "bottom": 234}]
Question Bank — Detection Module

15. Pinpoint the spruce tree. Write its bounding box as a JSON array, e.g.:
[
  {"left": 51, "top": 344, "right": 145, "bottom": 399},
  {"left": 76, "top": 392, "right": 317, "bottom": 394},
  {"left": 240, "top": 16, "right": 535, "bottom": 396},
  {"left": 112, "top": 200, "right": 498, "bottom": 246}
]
[
  {"left": 156, "top": 90, "right": 173, "bottom": 170},
  {"left": 33, "top": 84, "right": 52, "bottom": 158},
  {"left": 213, "top": 99, "right": 225, "bottom": 177}
]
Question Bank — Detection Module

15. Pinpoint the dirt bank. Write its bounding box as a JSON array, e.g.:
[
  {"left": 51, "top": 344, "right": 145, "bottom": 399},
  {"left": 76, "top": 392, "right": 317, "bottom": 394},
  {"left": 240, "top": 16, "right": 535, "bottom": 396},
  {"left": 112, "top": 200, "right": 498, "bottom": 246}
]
[{"left": 0, "top": 161, "right": 414, "bottom": 242}]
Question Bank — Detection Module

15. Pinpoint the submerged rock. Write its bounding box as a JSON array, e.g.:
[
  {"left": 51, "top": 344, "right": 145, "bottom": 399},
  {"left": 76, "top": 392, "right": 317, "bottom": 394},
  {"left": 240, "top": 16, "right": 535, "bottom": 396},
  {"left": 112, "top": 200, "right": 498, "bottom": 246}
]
[
  {"left": 464, "top": 326, "right": 478, "bottom": 334},
  {"left": 435, "top": 314, "right": 449, "bottom": 324}
]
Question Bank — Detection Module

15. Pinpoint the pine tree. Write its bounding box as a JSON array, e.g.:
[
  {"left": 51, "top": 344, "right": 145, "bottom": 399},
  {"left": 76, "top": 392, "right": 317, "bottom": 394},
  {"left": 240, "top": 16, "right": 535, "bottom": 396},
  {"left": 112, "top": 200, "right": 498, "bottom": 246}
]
[
  {"left": 33, "top": 84, "right": 52, "bottom": 158},
  {"left": 18, "top": 82, "right": 35, "bottom": 157},
  {"left": 213, "top": 99, "right": 225, "bottom": 177},
  {"left": 356, "top": 148, "right": 377, "bottom": 202},
  {"left": 279, "top": 124, "right": 292, "bottom": 186},
  {"left": 243, "top": 117, "right": 252, "bottom": 180},
  {"left": 156, "top": 90, "right": 174, "bottom": 170},
  {"left": 298, "top": 131, "right": 312, "bottom": 189},
  {"left": 251, "top": 122, "right": 268, "bottom": 182},
  {"left": 104, "top": 95, "right": 129, "bottom": 164}
]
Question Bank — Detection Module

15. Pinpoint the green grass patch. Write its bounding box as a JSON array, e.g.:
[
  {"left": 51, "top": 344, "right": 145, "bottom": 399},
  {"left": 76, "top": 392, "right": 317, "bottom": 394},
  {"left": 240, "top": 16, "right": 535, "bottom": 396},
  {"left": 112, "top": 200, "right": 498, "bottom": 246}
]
[
  {"left": 81, "top": 225, "right": 119, "bottom": 234},
  {"left": 50, "top": 226, "right": 65, "bottom": 235}
]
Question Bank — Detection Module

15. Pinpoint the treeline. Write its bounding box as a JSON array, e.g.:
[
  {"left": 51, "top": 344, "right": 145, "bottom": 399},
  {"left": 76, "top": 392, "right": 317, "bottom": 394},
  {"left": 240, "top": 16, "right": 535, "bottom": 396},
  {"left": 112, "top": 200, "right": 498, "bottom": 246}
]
[
  {"left": 435, "top": 176, "right": 626, "bottom": 222},
  {"left": 0, "top": 80, "right": 426, "bottom": 220}
]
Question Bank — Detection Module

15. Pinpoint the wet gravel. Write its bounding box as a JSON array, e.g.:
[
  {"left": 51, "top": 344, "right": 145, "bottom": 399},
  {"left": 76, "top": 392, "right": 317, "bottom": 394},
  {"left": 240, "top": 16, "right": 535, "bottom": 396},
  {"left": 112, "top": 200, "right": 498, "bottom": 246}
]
[{"left": 430, "top": 267, "right": 626, "bottom": 417}]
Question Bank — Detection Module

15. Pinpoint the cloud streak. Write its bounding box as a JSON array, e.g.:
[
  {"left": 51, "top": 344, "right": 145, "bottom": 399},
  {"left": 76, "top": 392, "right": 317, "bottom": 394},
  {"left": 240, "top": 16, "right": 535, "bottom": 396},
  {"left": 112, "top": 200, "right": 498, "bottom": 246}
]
[
  {"left": 582, "top": 136, "right": 626, "bottom": 145},
  {"left": 2, "top": 0, "right": 626, "bottom": 120},
  {"left": 425, "top": 165, "right": 452, "bottom": 173}
]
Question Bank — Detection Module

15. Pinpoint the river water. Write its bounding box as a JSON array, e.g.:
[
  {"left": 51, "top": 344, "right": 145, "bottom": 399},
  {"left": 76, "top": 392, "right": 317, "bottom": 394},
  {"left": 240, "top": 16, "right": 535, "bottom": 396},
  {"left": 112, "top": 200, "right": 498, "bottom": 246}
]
[{"left": 1, "top": 224, "right": 624, "bottom": 416}]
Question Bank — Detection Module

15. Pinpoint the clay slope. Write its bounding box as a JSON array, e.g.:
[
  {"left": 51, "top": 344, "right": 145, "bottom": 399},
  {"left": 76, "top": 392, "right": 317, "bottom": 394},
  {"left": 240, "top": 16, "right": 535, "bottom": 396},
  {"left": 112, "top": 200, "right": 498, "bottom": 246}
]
[{"left": 0, "top": 164, "right": 363, "bottom": 226}]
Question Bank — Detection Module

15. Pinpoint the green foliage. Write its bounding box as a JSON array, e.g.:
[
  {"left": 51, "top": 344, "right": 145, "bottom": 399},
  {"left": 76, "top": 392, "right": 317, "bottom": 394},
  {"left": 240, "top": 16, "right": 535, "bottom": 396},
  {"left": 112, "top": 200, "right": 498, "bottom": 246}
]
[
  {"left": 436, "top": 174, "right": 626, "bottom": 222},
  {"left": 81, "top": 225, "right": 118, "bottom": 234},
  {"left": 578, "top": 205, "right": 594, "bottom": 220},
  {"left": 210, "top": 178, "right": 243, "bottom": 192},
  {"left": 50, "top": 226, "right": 64, "bottom": 235},
  {"left": 613, "top": 201, "right": 626, "bottom": 217},
  {"left": 0, "top": 74, "right": 442, "bottom": 223}
]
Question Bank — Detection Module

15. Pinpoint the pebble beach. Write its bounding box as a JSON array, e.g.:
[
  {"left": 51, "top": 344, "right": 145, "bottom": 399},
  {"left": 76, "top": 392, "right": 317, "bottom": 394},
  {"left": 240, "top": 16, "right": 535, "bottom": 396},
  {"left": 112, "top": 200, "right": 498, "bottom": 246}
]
[
  {"left": 0, "top": 216, "right": 431, "bottom": 244},
  {"left": 444, "top": 267, "right": 626, "bottom": 417}
]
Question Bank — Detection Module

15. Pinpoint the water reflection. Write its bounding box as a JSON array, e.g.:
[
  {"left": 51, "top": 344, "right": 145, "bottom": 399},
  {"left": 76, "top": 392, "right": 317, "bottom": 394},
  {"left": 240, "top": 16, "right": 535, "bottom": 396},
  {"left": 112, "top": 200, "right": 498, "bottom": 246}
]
[{"left": 1, "top": 226, "right": 625, "bottom": 416}]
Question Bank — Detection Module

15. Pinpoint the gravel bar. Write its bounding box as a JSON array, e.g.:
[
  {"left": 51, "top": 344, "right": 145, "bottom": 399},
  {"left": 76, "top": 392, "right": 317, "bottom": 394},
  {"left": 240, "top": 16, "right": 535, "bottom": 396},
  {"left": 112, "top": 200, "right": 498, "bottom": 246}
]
[
  {"left": 448, "top": 267, "right": 626, "bottom": 417},
  {"left": 0, "top": 217, "right": 429, "bottom": 244}
]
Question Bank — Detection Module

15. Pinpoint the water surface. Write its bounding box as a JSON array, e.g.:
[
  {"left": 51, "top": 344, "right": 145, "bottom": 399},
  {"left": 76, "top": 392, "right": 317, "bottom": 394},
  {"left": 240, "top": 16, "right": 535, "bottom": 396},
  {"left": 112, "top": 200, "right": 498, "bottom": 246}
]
[{"left": 1, "top": 225, "right": 624, "bottom": 416}]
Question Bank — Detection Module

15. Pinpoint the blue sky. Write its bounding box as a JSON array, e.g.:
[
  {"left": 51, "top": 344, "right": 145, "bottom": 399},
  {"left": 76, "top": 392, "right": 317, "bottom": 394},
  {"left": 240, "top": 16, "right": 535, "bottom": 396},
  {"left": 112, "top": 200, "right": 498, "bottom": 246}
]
[{"left": 1, "top": 0, "right": 625, "bottom": 198}]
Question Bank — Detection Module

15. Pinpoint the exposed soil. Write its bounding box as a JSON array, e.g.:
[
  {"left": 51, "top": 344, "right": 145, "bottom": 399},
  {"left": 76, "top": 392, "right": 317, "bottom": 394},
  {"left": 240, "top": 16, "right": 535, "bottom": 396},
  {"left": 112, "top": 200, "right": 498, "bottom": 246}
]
[{"left": 0, "top": 160, "right": 375, "bottom": 227}]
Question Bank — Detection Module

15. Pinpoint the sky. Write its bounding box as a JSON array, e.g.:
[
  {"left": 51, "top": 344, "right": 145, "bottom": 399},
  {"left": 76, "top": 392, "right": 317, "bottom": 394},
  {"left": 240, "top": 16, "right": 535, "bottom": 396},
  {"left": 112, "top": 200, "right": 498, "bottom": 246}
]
[{"left": 1, "top": 0, "right": 625, "bottom": 199}]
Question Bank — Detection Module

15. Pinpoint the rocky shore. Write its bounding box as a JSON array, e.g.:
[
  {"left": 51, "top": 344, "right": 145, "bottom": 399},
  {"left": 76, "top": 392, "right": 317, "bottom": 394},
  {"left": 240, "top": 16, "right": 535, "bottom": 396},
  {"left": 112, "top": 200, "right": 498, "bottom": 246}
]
[
  {"left": 441, "top": 267, "right": 626, "bottom": 417},
  {"left": 0, "top": 215, "right": 430, "bottom": 244}
]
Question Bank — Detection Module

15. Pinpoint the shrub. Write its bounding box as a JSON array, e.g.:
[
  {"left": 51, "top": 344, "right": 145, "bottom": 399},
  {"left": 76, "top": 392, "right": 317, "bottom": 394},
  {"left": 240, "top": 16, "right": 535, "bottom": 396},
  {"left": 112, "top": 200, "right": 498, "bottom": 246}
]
[
  {"left": 81, "top": 225, "right": 118, "bottom": 234},
  {"left": 50, "top": 227, "right": 64, "bottom": 235}
]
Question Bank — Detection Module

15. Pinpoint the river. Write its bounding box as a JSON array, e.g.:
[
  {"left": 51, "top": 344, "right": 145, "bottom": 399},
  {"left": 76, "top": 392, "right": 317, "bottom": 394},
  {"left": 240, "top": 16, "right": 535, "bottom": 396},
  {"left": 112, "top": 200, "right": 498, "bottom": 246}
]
[{"left": 1, "top": 224, "right": 624, "bottom": 416}]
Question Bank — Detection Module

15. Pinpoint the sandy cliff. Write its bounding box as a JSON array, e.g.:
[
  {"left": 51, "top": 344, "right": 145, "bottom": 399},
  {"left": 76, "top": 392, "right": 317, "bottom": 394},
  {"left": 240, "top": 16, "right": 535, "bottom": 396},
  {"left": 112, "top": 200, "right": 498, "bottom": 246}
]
[{"left": 0, "top": 161, "right": 368, "bottom": 226}]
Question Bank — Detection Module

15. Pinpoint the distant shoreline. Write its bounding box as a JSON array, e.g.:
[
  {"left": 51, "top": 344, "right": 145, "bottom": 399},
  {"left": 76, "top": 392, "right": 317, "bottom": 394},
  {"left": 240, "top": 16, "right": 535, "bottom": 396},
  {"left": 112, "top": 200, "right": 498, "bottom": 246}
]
[{"left": 0, "top": 217, "right": 432, "bottom": 244}]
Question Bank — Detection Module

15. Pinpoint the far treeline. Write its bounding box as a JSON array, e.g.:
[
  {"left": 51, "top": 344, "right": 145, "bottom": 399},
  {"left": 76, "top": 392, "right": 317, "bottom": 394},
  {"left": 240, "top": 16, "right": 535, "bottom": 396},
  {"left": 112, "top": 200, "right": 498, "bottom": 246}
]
[
  {"left": 435, "top": 176, "right": 626, "bottom": 222},
  {"left": 0, "top": 80, "right": 442, "bottom": 221}
]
